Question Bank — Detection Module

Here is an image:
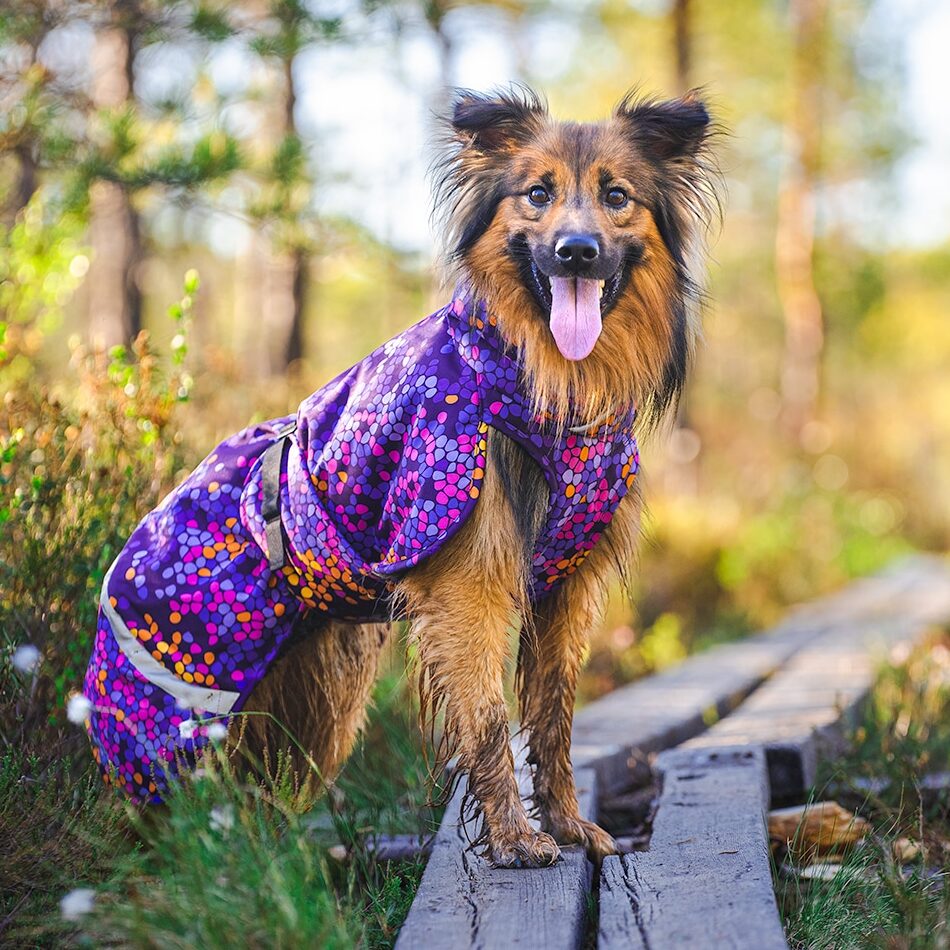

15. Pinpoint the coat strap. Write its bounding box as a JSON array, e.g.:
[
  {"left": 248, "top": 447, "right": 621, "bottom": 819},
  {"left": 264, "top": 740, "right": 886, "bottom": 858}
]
[{"left": 261, "top": 422, "right": 297, "bottom": 572}]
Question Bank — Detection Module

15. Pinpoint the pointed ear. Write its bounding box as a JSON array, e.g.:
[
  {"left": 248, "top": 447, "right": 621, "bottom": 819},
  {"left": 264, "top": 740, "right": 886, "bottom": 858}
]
[
  {"left": 451, "top": 87, "right": 547, "bottom": 152},
  {"left": 616, "top": 91, "right": 711, "bottom": 161}
]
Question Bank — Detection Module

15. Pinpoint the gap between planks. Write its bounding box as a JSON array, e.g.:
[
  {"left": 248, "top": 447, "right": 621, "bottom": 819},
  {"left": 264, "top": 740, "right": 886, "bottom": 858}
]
[
  {"left": 598, "top": 745, "right": 787, "bottom": 950},
  {"left": 394, "top": 763, "right": 598, "bottom": 950}
]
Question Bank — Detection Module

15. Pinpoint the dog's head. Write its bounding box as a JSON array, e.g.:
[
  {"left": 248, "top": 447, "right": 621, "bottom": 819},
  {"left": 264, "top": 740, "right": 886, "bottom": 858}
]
[{"left": 434, "top": 86, "right": 721, "bottom": 423}]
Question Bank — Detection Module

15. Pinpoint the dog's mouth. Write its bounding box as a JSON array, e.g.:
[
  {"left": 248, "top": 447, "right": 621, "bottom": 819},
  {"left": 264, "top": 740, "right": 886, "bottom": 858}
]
[
  {"left": 526, "top": 261, "right": 624, "bottom": 319},
  {"left": 513, "top": 241, "right": 626, "bottom": 361}
]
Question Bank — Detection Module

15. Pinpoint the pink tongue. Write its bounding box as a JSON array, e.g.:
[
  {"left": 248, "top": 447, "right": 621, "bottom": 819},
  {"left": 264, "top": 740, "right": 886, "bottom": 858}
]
[{"left": 549, "top": 277, "right": 602, "bottom": 361}]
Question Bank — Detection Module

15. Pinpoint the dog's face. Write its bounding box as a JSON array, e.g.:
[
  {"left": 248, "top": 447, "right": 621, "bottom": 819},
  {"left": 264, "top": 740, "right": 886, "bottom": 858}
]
[{"left": 437, "top": 88, "right": 719, "bottom": 419}]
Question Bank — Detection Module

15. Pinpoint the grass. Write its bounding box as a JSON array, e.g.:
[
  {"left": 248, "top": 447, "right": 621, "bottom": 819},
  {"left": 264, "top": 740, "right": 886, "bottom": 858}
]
[
  {"left": 777, "top": 632, "right": 950, "bottom": 949},
  {"left": 2, "top": 661, "right": 437, "bottom": 949}
]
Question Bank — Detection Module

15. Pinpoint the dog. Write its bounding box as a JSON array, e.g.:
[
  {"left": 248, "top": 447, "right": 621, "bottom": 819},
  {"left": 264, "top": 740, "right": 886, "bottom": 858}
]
[{"left": 82, "top": 86, "right": 719, "bottom": 868}]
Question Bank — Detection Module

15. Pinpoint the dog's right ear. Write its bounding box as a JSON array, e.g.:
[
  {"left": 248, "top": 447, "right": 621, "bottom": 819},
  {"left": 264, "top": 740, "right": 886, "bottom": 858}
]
[{"left": 451, "top": 87, "right": 547, "bottom": 152}]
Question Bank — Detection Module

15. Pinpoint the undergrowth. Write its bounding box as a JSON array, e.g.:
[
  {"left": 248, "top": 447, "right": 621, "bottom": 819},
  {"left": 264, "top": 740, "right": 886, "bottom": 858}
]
[
  {"left": 1, "top": 271, "right": 434, "bottom": 948},
  {"left": 3, "top": 665, "right": 434, "bottom": 949},
  {"left": 778, "top": 632, "right": 950, "bottom": 949}
]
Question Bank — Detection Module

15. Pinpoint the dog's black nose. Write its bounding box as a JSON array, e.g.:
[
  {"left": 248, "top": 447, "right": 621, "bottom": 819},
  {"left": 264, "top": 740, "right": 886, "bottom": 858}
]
[{"left": 554, "top": 234, "right": 600, "bottom": 271}]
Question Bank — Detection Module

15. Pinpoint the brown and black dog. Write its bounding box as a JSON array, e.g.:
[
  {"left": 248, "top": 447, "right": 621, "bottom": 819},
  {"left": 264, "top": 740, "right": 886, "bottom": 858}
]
[{"left": 245, "top": 87, "right": 720, "bottom": 868}]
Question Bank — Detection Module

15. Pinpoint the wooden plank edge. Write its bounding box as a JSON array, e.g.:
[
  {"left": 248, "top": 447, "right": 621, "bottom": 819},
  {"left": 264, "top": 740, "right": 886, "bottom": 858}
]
[
  {"left": 691, "top": 567, "right": 950, "bottom": 802},
  {"left": 572, "top": 619, "right": 825, "bottom": 796}
]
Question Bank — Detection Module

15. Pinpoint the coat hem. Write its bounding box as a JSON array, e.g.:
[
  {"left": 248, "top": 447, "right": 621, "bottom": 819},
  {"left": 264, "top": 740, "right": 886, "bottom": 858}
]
[{"left": 100, "top": 559, "right": 242, "bottom": 716}]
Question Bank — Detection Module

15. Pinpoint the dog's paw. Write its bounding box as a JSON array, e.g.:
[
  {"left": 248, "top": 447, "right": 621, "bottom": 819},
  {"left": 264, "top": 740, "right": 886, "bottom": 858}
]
[
  {"left": 487, "top": 829, "right": 561, "bottom": 869},
  {"left": 543, "top": 814, "right": 618, "bottom": 861}
]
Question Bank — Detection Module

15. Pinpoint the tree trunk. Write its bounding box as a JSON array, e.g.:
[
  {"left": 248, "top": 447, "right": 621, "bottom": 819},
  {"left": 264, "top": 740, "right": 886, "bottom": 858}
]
[
  {"left": 88, "top": 179, "right": 143, "bottom": 346},
  {"left": 672, "top": 0, "right": 692, "bottom": 94},
  {"left": 776, "top": 0, "right": 826, "bottom": 438},
  {"left": 284, "top": 245, "right": 308, "bottom": 366},
  {"left": 667, "top": 0, "right": 699, "bottom": 496},
  {"left": 281, "top": 55, "right": 308, "bottom": 370},
  {"left": 87, "top": 6, "right": 143, "bottom": 347},
  {"left": 13, "top": 144, "right": 38, "bottom": 214},
  {"left": 6, "top": 37, "right": 41, "bottom": 220},
  {"left": 263, "top": 242, "right": 309, "bottom": 372},
  {"left": 428, "top": 0, "right": 456, "bottom": 97},
  {"left": 259, "top": 53, "right": 310, "bottom": 373}
]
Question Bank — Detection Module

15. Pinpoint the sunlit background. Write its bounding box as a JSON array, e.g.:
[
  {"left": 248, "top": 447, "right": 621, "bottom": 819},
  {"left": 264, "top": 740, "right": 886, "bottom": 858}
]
[{"left": 3, "top": 0, "right": 950, "bottom": 698}]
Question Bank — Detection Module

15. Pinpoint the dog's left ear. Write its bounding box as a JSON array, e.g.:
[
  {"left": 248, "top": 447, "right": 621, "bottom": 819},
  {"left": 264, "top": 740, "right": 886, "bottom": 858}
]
[{"left": 615, "top": 91, "right": 711, "bottom": 162}]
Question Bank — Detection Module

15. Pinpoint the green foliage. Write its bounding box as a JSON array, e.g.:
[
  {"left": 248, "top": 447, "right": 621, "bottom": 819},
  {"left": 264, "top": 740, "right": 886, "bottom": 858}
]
[
  {"left": 611, "top": 611, "right": 688, "bottom": 682},
  {"left": 0, "top": 192, "right": 85, "bottom": 335},
  {"left": 85, "top": 760, "right": 361, "bottom": 949},
  {"left": 272, "top": 132, "right": 307, "bottom": 187},
  {"left": 70, "top": 124, "right": 243, "bottom": 209},
  {"left": 782, "top": 837, "right": 950, "bottom": 950},
  {"left": 0, "top": 746, "right": 132, "bottom": 943},
  {"left": 190, "top": 4, "right": 237, "bottom": 43},
  {"left": 249, "top": 0, "right": 344, "bottom": 61},
  {"left": 715, "top": 487, "right": 912, "bottom": 621},
  {"left": 829, "top": 638, "right": 950, "bottom": 824},
  {"left": 0, "top": 272, "right": 196, "bottom": 728},
  {"left": 168, "top": 268, "right": 199, "bottom": 399},
  {"left": 779, "top": 636, "right": 950, "bottom": 948},
  {"left": 3, "top": 669, "right": 433, "bottom": 947}
]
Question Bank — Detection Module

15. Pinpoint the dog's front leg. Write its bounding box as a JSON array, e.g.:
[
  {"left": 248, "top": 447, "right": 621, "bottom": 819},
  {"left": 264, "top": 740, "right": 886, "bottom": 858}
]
[
  {"left": 397, "top": 471, "right": 560, "bottom": 868},
  {"left": 518, "top": 491, "right": 642, "bottom": 861},
  {"left": 518, "top": 581, "right": 617, "bottom": 861},
  {"left": 415, "top": 605, "right": 559, "bottom": 867}
]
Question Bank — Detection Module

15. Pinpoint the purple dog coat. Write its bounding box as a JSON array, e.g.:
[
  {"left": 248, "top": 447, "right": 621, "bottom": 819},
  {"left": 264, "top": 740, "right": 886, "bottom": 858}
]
[{"left": 82, "top": 288, "right": 639, "bottom": 801}]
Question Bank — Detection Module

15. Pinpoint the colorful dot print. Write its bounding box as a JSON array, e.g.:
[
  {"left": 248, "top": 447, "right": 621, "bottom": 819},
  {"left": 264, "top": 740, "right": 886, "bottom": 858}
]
[{"left": 83, "top": 288, "right": 639, "bottom": 800}]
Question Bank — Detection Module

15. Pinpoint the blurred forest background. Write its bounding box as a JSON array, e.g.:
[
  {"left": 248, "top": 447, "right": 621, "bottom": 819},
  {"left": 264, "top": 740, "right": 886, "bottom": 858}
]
[{"left": 2, "top": 0, "right": 949, "bottom": 707}]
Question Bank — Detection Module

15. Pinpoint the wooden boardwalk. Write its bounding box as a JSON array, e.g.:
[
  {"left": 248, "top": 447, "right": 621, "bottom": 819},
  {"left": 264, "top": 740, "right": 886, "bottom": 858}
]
[
  {"left": 598, "top": 746, "right": 786, "bottom": 950},
  {"left": 396, "top": 555, "right": 950, "bottom": 950},
  {"left": 683, "top": 555, "right": 950, "bottom": 800},
  {"left": 395, "top": 766, "right": 598, "bottom": 950}
]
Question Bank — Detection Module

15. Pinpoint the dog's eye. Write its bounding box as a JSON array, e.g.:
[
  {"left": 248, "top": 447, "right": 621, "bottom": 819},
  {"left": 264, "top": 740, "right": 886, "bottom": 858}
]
[
  {"left": 527, "top": 185, "right": 551, "bottom": 206},
  {"left": 605, "top": 187, "right": 629, "bottom": 208}
]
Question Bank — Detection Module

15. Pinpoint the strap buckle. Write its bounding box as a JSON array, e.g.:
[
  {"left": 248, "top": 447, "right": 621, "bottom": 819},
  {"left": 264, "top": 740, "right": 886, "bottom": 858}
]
[{"left": 261, "top": 422, "right": 297, "bottom": 572}]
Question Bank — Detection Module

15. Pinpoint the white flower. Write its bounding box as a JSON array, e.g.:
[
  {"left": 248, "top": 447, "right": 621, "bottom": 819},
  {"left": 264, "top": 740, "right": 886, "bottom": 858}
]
[
  {"left": 207, "top": 721, "right": 228, "bottom": 742},
  {"left": 66, "top": 693, "right": 93, "bottom": 724},
  {"left": 209, "top": 805, "right": 234, "bottom": 833},
  {"left": 178, "top": 718, "right": 197, "bottom": 740},
  {"left": 12, "top": 644, "right": 41, "bottom": 674},
  {"left": 60, "top": 888, "right": 95, "bottom": 920}
]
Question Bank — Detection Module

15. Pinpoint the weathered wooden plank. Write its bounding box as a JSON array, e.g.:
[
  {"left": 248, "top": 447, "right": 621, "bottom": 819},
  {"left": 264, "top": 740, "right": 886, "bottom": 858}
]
[
  {"left": 685, "top": 555, "right": 950, "bottom": 801},
  {"left": 598, "top": 746, "right": 787, "bottom": 950},
  {"left": 574, "top": 555, "right": 950, "bottom": 797},
  {"left": 394, "top": 765, "right": 598, "bottom": 950}
]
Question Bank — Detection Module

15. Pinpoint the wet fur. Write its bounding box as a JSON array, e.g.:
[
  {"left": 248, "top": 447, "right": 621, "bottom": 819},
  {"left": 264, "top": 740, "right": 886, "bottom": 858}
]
[{"left": 243, "top": 86, "right": 720, "bottom": 867}]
